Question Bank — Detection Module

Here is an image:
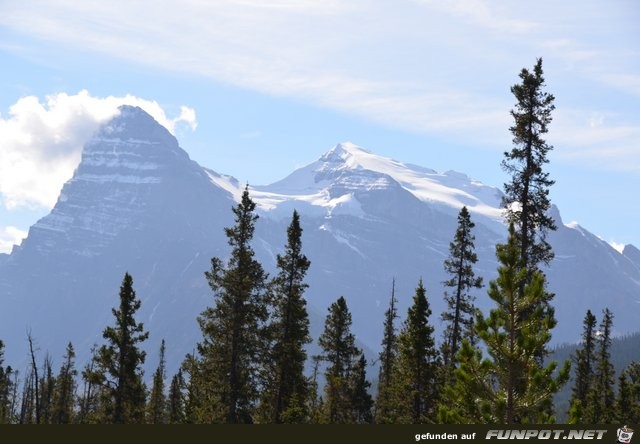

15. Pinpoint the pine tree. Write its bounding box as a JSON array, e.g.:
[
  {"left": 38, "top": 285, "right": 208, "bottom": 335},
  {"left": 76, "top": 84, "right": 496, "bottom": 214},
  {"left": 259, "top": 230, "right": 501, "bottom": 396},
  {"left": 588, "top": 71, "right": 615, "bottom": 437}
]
[
  {"left": 317, "top": 296, "right": 360, "bottom": 423},
  {"left": 0, "top": 340, "right": 16, "bottom": 423},
  {"left": 439, "top": 224, "right": 569, "bottom": 424},
  {"left": 567, "top": 310, "right": 597, "bottom": 423},
  {"left": 51, "top": 342, "right": 77, "bottom": 424},
  {"left": 617, "top": 361, "right": 640, "bottom": 423},
  {"left": 616, "top": 372, "right": 630, "bottom": 423},
  {"left": 349, "top": 353, "right": 374, "bottom": 423},
  {"left": 583, "top": 309, "right": 615, "bottom": 423},
  {"left": 393, "top": 279, "right": 440, "bottom": 423},
  {"left": 260, "top": 210, "right": 311, "bottom": 423},
  {"left": 180, "top": 353, "right": 205, "bottom": 423},
  {"left": 502, "top": 57, "right": 556, "bottom": 272},
  {"left": 308, "top": 356, "right": 323, "bottom": 424},
  {"left": 38, "top": 354, "right": 55, "bottom": 423},
  {"left": 374, "top": 279, "right": 398, "bottom": 423},
  {"left": 147, "top": 339, "right": 167, "bottom": 423},
  {"left": 167, "top": 369, "right": 186, "bottom": 423},
  {"left": 441, "top": 206, "right": 482, "bottom": 373},
  {"left": 196, "top": 185, "right": 268, "bottom": 423},
  {"left": 19, "top": 368, "right": 36, "bottom": 423},
  {"left": 90, "top": 272, "right": 149, "bottom": 423}
]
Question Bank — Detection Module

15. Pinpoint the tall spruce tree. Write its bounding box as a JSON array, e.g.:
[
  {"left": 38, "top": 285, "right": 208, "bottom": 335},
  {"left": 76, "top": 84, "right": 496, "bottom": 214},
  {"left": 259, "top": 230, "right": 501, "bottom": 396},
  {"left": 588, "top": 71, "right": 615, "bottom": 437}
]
[
  {"left": 441, "top": 206, "right": 482, "bottom": 373},
  {"left": 393, "top": 279, "right": 440, "bottom": 423},
  {"left": 260, "top": 210, "right": 311, "bottom": 423},
  {"left": 583, "top": 309, "right": 615, "bottom": 423},
  {"left": 91, "top": 272, "right": 149, "bottom": 423},
  {"left": 51, "top": 342, "right": 76, "bottom": 424},
  {"left": 349, "top": 353, "right": 374, "bottom": 424},
  {"left": 147, "top": 339, "right": 167, "bottom": 424},
  {"left": 317, "top": 296, "right": 360, "bottom": 423},
  {"left": 567, "top": 310, "right": 597, "bottom": 423},
  {"left": 617, "top": 361, "right": 640, "bottom": 423},
  {"left": 502, "top": 57, "right": 556, "bottom": 272},
  {"left": 167, "top": 369, "right": 186, "bottom": 423},
  {"left": 196, "top": 186, "right": 268, "bottom": 423},
  {"left": 375, "top": 279, "right": 398, "bottom": 423},
  {"left": 439, "top": 224, "right": 569, "bottom": 424}
]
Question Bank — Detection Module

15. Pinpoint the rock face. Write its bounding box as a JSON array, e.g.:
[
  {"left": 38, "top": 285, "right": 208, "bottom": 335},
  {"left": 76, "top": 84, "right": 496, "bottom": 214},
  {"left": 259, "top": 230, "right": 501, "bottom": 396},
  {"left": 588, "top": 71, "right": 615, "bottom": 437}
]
[
  {"left": 1, "top": 106, "right": 639, "bottom": 374},
  {"left": 0, "top": 106, "right": 234, "bottom": 371}
]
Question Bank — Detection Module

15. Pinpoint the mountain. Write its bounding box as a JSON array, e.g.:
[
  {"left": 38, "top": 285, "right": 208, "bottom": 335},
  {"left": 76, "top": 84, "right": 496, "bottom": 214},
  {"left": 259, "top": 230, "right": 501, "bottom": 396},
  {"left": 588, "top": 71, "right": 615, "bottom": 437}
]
[
  {"left": 0, "top": 106, "right": 235, "bottom": 372},
  {"left": 1, "top": 106, "right": 639, "bottom": 376}
]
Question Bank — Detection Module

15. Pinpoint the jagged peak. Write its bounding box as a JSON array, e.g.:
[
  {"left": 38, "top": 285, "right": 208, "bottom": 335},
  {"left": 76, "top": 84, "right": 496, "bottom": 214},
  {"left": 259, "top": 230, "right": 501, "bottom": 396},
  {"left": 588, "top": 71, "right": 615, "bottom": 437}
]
[{"left": 91, "top": 105, "right": 177, "bottom": 148}]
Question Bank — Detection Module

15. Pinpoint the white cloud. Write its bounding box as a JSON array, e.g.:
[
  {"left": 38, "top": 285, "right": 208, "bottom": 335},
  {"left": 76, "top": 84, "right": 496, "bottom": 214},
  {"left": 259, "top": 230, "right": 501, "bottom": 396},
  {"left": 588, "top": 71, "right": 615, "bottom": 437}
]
[
  {"left": 0, "top": 226, "right": 28, "bottom": 254},
  {"left": 0, "top": 90, "right": 196, "bottom": 210},
  {"left": 0, "top": 0, "right": 638, "bottom": 171},
  {"left": 551, "top": 109, "right": 640, "bottom": 171},
  {"left": 609, "top": 241, "right": 625, "bottom": 254}
]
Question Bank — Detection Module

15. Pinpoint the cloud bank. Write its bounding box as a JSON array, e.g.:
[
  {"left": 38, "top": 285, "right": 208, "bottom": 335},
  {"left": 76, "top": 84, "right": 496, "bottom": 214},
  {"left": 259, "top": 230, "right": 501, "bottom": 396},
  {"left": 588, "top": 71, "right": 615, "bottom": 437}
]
[{"left": 1, "top": 0, "right": 638, "bottom": 171}]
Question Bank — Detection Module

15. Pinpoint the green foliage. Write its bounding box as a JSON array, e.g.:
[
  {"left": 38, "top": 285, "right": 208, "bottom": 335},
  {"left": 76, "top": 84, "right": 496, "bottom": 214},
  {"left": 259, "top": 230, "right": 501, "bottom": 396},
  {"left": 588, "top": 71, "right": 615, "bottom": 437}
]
[
  {"left": 259, "top": 210, "right": 311, "bottom": 423},
  {"left": 0, "top": 340, "right": 17, "bottom": 423},
  {"left": 439, "top": 224, "right": 569, "bottom": 424},
  {"left": 583, "top": 309, "right": 616, "bottom": 423},
  {"left": 88, "top": 272, "right": 149, "bottom": 423},
  {"left": 567, "top": 310, "right": 597, "bottom": 423},
  {"left": 375, "top": 280, "right": 398, "bottom": 423},
  {"left": 502, "top": 57, "right": 556, "bottom": 270},
  {"left": 147, "top": 339, "right": 167, "bottom": 423},
  {"left": 441, "top": 206, "right": 482, "bottom": 374},
  {"left": 617, "top": 361, "right": 640, "bottom": 423},
  {"left": 167, "top": 369, "right": 186, "bottom": 423},
  {"left": 51, "top": 342, "right": 77, "bottom": 424},
  {"left": 349, "top": 354, "right": 374, "bottom": 423},
  {"left": 393, "top": 279, "right": 440, "bottom": 423},
  {"left": 195, "top": 186, "right": 268, "bottom": 423},
  {"left": 38, "top": 355, "right": 55, "bottom": 423},
  {"left": 317, "top": 296, "right": 364, "bottom": 423}
]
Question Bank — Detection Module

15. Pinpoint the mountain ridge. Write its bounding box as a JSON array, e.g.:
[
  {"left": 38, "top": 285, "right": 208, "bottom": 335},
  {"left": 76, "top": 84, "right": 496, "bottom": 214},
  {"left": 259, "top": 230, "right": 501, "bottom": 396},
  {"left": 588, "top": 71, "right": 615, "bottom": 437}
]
[{"left": 1, "top": 105, "right": 638, "bottom": 376}]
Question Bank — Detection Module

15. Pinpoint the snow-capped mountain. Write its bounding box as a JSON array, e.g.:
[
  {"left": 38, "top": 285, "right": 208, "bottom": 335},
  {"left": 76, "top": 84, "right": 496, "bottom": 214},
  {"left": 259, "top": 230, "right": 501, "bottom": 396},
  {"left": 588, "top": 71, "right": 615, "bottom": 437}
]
[{"left": 1, "top": 106, "right": 639, "bottom": 375}]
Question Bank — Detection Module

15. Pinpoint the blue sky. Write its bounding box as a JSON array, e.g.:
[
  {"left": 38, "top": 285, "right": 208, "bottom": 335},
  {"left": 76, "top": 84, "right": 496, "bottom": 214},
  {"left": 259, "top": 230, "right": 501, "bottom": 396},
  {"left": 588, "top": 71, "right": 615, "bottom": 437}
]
[{"left": 0, "top": 0, "right": 638, "bottom": 253}]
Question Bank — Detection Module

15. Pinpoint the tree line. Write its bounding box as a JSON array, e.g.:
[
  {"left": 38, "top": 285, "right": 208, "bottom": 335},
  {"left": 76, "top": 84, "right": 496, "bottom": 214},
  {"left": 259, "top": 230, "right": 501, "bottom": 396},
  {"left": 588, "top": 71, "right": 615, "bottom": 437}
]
[{"left": 1, "top": 58, "right": 639, "bottom": 424}]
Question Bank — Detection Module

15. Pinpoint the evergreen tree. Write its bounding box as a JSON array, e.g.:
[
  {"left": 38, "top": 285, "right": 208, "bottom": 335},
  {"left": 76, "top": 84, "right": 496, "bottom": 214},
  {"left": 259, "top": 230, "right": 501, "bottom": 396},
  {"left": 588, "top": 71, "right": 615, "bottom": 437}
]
[
  {"left": 308, "top": 356, "right": 323, "bottom": 424},
  {"left": 180, "top": 353, "right": 205, "bottom": 423},
  {"left": 147, "top": 339, "right": 167, "bottom": 423},
  {"left": 567, "top": 310, "right": 597, "bottom": 423},
  {"left": 441, "top": 206, "right": 482, "bottom": 373},
  {"left": 616, "top": 372, "right": 630, "bottom": 423},
  {"left": 439, "top": 224, "right": 569, "bottom": 424},
  {"left": 0, "top": 340, "right": 16, "bottom": 423},
  {"left": 617, "top": 361, "right": 640, "bottom": 423},
  {"left": 196, "top": 186, "right": 268, "bottom": 423},
  {"left": 260, "top": 210, "right": 311, "bottom": 423},
  {"left": 38, "top": 354, "right": 55, "bottom": 423},
  {"left": 393, "top": 279, "right": 440, "bottom": 423},
  {"left": 349, "top": 353, "right": 374, "bottom": 423},
  {"left": 19, "top": 369, "right": 36, "bottom": 423},
  {"left": 51, "top": 342, "right": 77, "bottom": 424},
  {"left": 502, "top": 57, "right": 556, "bottom": 272},
  {"left": 167, "top": 369, "right": 186, "bottom": 423},
  {"left": 90, "top": 272, "right": 149, "bottom": 423},
  {"left": 583, "top": 309, "right": 615, "bottom": 423},
  {"left": 317, "top": 296, "right": 360, "bottom": 423},
  {"left": 375, "top": 279, "right": 398, "bottom": 423}
]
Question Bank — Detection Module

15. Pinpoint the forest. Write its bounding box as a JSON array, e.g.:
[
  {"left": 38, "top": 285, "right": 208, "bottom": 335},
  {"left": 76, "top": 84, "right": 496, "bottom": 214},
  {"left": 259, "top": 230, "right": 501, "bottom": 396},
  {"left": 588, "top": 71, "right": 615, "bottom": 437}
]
[{"left": 1, "top": 59, "right": 639, "bottom": 424}]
